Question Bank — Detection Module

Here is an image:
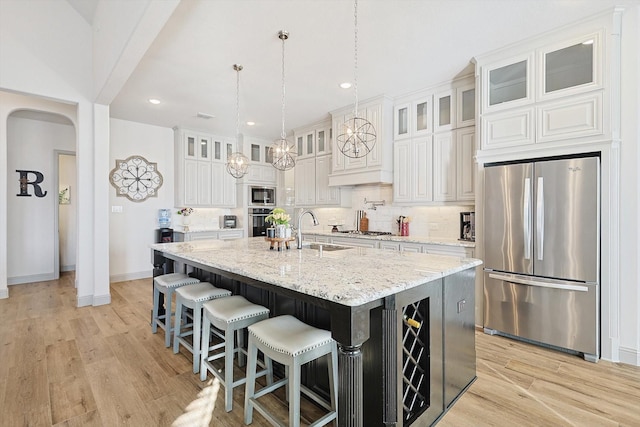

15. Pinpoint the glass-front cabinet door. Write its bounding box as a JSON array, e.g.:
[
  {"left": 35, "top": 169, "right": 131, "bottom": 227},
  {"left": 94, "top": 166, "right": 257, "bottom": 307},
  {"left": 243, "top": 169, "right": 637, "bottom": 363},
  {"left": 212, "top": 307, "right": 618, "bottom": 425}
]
[
  {"left": 538, "top": 32, "right": 601, "bottom": 100},
  {"left": 434, "top": 90, "right": 453, "bottom": 132},
  {"left": 184, "top": 133, "right": 197, "bottom": 159},
  {"left": 296, "top": 135, "right": 304, "bottom": 158},
  {"left": 394, "top": 103, "right": 410, "bottom": 139},
  {"left": 482, "top": 53, "right": 533, "bottom": 113},
  {"left": 316, "top": 127, "right": 331, "bottom": 155},
  {"left": 456, "top": 84, "right": 475, "bottom": 128},
  {"left": 413, "top": 97, "right": 432, "bottom": 136}
]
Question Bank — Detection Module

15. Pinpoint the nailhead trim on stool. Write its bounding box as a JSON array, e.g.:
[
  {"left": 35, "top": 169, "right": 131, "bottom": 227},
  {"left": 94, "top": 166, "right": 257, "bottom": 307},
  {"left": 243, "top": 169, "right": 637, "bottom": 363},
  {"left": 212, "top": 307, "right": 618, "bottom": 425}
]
[
  {"left": 173, "top": 282, "right": 232, "bottom": 374},
  {"left": 200, "top": 295, "right": 271, "bottom": 412},
  {"left": 244, "top": 315, "right": 338, "bottom": 427},
  {"left": 152, "top": 273, "right": 201, "bottom": 348}
]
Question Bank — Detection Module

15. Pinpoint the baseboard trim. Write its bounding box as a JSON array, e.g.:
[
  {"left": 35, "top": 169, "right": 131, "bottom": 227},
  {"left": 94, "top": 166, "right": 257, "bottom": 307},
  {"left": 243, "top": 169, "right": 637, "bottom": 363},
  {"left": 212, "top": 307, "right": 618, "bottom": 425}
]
[
  {"left": 109, "top": 270, "right": 152, "bottom": 283},
  {"left": 619, "top": 346, "right": 640, "bottom": 367},
  {"left": 0, "top": 288, "right": 8, "bottom": 299},
  {"left": 61, "top": 264, "right": 76, "bottom": 272},
  {"left": 77, "top": 295, "right": 93, "bottom": 307},
  {"left": 93, "top": 293, "right": 111, "bottom": 307},
  {"left": 8, "top": 273, "right": 56, "bottom": 285}
]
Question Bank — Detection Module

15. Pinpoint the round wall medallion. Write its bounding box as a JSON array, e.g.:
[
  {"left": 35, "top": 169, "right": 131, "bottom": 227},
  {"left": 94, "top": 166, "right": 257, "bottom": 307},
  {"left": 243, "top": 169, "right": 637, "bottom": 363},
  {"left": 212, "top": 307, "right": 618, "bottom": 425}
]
[{"left": 109, "top": 155, "right": 163, "bottom": 202}]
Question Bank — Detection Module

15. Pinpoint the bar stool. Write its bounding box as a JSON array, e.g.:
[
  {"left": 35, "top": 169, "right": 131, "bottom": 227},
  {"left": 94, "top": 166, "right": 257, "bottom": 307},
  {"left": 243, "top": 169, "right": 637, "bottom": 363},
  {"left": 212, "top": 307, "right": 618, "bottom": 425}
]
[
  {"left": 200, "top": 295, "right": 271, "bottom": 412},
  {"left": 173, "top": 282, "right": 232, "bottom": 373},
  {"left": 244, "top": 315, "right": 338, "bottom": 427},
  {"left": 152, "top": 273, "right": 201, "bottom": 348}
]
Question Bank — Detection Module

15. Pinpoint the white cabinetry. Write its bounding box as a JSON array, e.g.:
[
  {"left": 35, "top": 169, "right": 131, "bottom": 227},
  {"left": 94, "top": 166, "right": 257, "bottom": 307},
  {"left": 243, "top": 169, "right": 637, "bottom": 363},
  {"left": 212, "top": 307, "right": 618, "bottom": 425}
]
[
  {"left": 474, "top": 14, "right": 616, "bottom": 160},
  {"left": 393, "top": 76, "right": 476, "bottom": 205},
  {"left": 293, "top": 120, "right": 349, "bottom": 207},
  {"left": 329, "top": 95, "right": 394, "bottom": 186},
  {"left": 175, "top": 129, "right": 237, "bottom": 208},
  {"left": 173, "top": 229, "right": 244, "bottom": 242},
  {"left": 245, "top": 137, "right": 278, "bottom": 185}
]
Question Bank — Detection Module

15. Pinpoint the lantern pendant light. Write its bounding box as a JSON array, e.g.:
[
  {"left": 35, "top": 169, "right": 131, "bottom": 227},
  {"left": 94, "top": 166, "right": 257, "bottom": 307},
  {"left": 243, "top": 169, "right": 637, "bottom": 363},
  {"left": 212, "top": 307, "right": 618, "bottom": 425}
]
[
  {"left": 336, "top": 0, "right": 376, "bottom": 159},
  {"left": 269, "top": 30, "right": 297, "bottom": 171},
  {"left": 226, "top": 64, "right": 250, "bottom": 178}
]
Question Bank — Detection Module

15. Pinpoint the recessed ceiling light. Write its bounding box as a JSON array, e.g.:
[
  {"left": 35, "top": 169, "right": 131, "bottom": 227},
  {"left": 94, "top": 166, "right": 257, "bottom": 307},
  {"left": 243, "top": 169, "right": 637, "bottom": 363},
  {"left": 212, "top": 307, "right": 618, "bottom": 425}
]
[
  {"left": 339, "top": 82, "right": 352, "bottom": 89},
  {"left": 246, "top": 121, "right": 255, "bottom": 126},
  {"left": 148, "top": 98, "right": 161, "bottom": 105}
]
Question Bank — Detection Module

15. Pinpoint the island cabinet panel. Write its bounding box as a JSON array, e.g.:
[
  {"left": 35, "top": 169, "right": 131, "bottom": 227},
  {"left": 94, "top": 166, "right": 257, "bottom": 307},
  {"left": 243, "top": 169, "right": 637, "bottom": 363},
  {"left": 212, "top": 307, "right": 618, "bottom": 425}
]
[{"left": 151, "top": 239, "right": 479, "bottom": 426}]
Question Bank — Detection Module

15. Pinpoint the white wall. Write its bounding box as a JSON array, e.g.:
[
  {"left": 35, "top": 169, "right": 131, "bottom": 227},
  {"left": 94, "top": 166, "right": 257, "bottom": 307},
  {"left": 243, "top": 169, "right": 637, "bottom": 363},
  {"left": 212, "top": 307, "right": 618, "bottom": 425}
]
[
  {"left": 59, "top": 153, "right": 77, "bottom": 272},
  {"left": 6, "top": 115, "right": 75, "bottom": 283},
  {"left": 108, "top": 118, "right": 174, "bottom": 282}
]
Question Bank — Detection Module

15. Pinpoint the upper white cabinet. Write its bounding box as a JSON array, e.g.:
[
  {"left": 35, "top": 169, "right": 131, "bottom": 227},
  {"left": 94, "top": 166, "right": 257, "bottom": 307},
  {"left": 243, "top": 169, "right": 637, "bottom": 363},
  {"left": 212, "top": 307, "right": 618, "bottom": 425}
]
[
  {"left": 329, "top": 95, "right": 394, "bottom": 186},
  {"left": 393, "top": 76, "right": 476, "bottom": 205},
  {"left": 174, "top": 128, "right": 237, "bottom": 208},
  {"left": 293, "top": 119, "right": 349, "bottom": 207},
  {"left": 244, "top": 137, "right": 278, "bottom": 185},
  {"left": 474, "top": 8, "right": 621, "bottom": 160}
]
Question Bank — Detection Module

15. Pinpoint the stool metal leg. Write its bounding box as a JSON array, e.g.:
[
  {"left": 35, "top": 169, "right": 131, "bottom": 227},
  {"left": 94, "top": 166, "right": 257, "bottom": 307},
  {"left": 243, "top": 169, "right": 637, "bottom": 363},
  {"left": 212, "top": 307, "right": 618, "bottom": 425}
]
[
  {"left": 192, "top": 303, "right": 202, "bottom": 374},
  {"left": 152, "top": 286, "right": 160, "bottom": 333},
  {"left": 244, "top": 336, "right": 258, "bottom": 425},
  {"left": 172, "top": 296, "right": 183, "bottom": 354},
  {"left": 164, "top": 289, "right": 174, "bottom": 347},
  {"left": 290, "top": 359, "right": 302, "bottom": 427},
  {"left": 224, "top": 324, "right": 235, "bottom": 412}
]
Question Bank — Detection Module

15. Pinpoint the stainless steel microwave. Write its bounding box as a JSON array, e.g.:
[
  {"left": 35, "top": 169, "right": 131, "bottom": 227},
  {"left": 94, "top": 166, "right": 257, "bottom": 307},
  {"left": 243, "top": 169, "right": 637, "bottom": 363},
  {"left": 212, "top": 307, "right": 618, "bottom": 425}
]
[{"left": 249, "top": 186, "right": 276, "bottom": 206}]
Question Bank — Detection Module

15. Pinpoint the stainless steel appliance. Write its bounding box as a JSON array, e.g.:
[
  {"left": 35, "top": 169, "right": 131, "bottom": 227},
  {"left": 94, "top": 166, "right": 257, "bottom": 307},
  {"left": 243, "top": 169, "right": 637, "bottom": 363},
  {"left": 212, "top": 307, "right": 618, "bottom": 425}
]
[
  {"left": 220, "top": 215, "right": 237, "bottom": 229},
  {"left": 483, "top": 154, "right": 600, "bottom": 362},
  {"left": 459, "top": 211, "right": 475, "bottom": 241},
  {"left": 248, "top": 208, "right": 270, "bottom": 237},
  {"left": 249, "top": 186, "right": 276, "bottom": 206}
]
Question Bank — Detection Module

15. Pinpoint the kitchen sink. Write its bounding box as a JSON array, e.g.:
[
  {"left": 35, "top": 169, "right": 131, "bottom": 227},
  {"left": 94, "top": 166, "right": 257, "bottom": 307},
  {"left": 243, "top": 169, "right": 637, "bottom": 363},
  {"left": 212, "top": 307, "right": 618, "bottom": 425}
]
[{"left": 303, "top": 243, "right": 351, "bottom": 251}]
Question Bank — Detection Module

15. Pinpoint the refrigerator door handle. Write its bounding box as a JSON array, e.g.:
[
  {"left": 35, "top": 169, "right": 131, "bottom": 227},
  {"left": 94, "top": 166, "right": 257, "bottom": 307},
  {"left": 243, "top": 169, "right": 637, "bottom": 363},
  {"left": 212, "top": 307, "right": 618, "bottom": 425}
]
[
  {"left": 524, "top": 178, "right": 531, "bottom": 260},
  {"left": 536, "top": 176, "right": 544, "bottom": 261},
  {"left": 488, "top": 272, "right": 590, "bottom": 292}
]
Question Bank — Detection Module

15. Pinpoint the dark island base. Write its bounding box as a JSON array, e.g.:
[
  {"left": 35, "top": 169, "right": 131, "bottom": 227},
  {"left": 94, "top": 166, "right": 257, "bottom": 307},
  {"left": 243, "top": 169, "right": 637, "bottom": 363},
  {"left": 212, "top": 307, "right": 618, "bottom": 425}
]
[{"left": 164, "top": 267, "right": 476, "bottom": 426}]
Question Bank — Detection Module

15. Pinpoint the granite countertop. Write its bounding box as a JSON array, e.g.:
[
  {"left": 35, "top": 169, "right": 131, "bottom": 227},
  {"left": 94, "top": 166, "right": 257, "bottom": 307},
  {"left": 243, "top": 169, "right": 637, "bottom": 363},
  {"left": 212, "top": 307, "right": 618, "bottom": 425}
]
[
  {"left": 151, "top": 237, "right": 481, "bottom": 307},
  {"left": 304, "top": 230, "right": 476, "bottom": 248}
]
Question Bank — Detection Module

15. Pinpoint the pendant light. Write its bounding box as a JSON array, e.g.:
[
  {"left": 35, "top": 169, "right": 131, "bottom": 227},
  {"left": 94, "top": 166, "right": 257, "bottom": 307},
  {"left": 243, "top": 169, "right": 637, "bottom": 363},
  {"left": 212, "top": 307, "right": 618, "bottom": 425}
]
[
  {"left": 269, "top": 30, "right": 297, "bottom": 171},
  {"left": 336, "top": 0, "right": 376, "bottom": 158},
  {"left": 226, "top": 64, "right": 250, "bottom": 178}
]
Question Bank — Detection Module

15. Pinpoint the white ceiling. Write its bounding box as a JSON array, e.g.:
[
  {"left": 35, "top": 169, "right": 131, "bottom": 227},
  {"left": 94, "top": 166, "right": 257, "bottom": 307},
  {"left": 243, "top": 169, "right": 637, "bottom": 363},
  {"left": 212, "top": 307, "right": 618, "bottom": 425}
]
[{"left": 107, "top": 0, "right": 632, "bottom": 141}]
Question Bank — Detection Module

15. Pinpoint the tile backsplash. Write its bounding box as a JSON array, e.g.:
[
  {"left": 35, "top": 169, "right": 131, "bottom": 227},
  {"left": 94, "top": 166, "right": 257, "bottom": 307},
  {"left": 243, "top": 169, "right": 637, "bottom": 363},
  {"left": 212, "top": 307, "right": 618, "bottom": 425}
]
[{"left": 297, "top": 185, "right": 474, "bottom": 239}]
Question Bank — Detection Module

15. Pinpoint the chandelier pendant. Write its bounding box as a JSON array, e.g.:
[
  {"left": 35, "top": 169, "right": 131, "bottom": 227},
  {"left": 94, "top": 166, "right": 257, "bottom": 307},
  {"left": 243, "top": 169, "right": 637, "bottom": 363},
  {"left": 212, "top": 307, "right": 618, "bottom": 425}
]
[
  {"left": 269, "top": 30, "right": 297, "bottom": 171},
  {"left": 337, "top": 0, "right": 376, "bottom": 159},
  {"left": 226, "top": 63, "right": 250, "bottom": 178}
]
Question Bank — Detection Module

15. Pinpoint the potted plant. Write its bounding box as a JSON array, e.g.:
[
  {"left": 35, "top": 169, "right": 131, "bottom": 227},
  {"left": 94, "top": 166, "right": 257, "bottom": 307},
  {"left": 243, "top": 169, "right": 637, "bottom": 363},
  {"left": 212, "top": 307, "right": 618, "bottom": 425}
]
[{"left": 265, "top": 208, "right": 291, "bottom": 238}]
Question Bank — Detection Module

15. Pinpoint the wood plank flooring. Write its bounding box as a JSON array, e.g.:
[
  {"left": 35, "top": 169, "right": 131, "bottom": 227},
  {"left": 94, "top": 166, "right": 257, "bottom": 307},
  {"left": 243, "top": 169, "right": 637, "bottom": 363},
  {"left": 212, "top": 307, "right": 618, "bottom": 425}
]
[{"left": 1, "top": 273, "right": 639, "bottom": 426}]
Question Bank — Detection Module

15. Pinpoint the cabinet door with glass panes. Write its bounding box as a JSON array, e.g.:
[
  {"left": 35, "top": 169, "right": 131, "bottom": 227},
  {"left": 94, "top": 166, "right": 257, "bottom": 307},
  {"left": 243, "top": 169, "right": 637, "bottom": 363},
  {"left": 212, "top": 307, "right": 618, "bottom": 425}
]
[
  {"left": 394, "top": 96, "right": 432, "bottom": 139},
  {"left": 537, "top": 31, "right": 602, "bottom": 101},
  {"left": 315, "top": 126, "right": 331, "bottom": 155},
  {"left": 434, "top": 89, "right": 454, "bottom": 133},
  {"left": 184, "top": 133, "right": 212, "bottom": 161},
  {"left": 481, "top": 53, "right": 534, "bottom": 113},
  {"left": 456, "top": 83, "right": 476, "bottom": 128}
]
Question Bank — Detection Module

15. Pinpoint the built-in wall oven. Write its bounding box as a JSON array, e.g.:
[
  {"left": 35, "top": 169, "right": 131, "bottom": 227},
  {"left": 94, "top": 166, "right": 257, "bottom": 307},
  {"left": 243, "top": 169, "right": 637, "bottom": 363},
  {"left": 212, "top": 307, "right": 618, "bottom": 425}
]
[{"left": 248, "top": 208, "right": 271, "bottom": 237}]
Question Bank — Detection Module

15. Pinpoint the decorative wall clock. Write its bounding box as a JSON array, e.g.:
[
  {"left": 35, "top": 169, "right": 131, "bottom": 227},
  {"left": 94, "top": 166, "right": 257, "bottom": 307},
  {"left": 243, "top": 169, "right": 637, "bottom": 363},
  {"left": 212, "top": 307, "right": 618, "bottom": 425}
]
[{"left": 109, "top": 155, "right": 163, "bottom": 202}]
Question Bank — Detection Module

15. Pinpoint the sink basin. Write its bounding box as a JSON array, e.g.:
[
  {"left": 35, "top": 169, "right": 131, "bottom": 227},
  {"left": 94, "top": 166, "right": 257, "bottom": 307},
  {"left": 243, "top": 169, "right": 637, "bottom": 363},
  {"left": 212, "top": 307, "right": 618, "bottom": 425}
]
[{"left": 303, "top": 243, "right": 351, "bottom": 252}]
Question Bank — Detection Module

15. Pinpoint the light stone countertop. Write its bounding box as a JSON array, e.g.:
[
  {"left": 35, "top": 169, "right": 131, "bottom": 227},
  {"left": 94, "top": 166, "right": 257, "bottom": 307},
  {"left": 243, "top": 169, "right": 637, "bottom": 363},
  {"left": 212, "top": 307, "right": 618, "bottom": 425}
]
[
  {"left": 303, "top": 230, "right": 476, "bottom": 248},
  {"left": 151, "top": 237, "right": 481, "bottom": 307}
]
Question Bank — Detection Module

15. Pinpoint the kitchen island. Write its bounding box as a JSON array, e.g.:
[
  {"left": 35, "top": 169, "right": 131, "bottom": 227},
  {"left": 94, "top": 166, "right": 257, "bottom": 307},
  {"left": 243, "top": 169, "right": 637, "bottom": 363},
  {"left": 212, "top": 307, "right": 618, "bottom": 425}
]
[{"left": 150, "top": 238, "right": 481, "bottom": 426}]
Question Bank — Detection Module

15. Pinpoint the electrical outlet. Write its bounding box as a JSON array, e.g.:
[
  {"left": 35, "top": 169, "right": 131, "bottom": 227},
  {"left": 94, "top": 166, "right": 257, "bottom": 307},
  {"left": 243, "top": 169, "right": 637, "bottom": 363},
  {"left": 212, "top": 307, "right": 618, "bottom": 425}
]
[{"left": 111, "top": 205, "right": 123, "bottom": 213}]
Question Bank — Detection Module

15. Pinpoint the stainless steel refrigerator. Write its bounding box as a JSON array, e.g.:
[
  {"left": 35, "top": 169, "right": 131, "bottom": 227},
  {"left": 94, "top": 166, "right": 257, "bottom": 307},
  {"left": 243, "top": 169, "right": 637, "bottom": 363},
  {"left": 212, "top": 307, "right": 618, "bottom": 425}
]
[{"left": 483, "top": 155, "right": 600, "bottom": 362}]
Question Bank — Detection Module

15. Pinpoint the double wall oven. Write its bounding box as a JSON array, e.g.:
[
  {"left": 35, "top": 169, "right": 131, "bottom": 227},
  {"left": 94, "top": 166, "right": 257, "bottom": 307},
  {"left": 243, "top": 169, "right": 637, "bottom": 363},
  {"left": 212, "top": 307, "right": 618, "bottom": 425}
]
[{"left": 248, "top": 186, "right": 276, "bottom": 237}]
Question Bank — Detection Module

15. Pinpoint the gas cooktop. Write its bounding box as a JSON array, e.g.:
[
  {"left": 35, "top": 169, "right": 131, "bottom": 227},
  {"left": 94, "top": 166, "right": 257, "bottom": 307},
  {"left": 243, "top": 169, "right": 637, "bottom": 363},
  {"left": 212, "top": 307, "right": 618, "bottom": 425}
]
[{"left": 337, "top": 230, "right": 393, "bottom": 236}]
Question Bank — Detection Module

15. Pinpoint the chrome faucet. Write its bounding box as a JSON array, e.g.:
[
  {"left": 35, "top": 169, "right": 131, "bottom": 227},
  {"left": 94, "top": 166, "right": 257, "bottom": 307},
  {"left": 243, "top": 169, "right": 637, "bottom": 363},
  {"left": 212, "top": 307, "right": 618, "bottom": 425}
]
[{"left": 297, "top": 210, "right": 319, "bottom": 249}]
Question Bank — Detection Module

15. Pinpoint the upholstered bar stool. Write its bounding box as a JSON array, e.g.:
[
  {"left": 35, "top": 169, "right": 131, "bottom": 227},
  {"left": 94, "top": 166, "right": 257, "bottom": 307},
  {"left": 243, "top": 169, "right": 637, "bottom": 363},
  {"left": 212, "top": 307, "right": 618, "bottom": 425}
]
[
  {"left": 244, "top": 315, "right": 338, "bottom": 427},
  {"left": 200, "top": 295, "right": 271, "bottom": 412},
  {"left": 173, "top": 282, "right": 232, "bottom": 373},
  {"left": 152, "top": 273, "right": 201, "bottom": 348}
]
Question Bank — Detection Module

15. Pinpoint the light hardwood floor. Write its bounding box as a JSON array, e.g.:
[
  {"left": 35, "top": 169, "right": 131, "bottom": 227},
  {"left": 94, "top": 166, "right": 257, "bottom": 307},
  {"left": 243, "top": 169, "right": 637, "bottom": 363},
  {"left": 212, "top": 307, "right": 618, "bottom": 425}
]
[{"left": 0, "top": 274, "right": 638, "bottom": 426}]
